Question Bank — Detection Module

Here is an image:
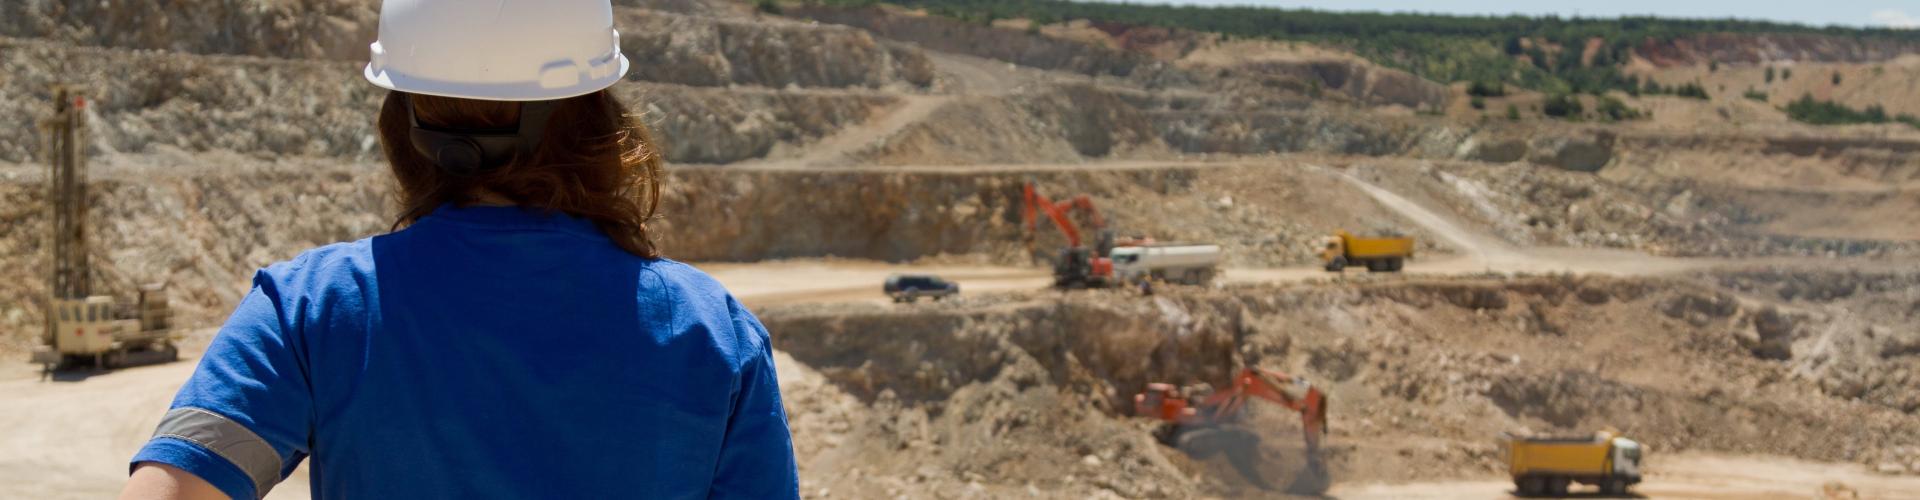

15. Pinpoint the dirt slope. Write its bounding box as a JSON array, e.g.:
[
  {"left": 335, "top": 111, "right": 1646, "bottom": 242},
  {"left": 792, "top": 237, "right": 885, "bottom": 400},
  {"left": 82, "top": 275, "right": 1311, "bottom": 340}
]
[{"left": 758, "top": 270, "right": 1920, "bottom": 496}]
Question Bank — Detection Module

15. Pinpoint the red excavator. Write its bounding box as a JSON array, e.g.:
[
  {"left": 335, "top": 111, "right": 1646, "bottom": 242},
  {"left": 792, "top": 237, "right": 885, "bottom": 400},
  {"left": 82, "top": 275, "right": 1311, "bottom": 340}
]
[
  {"left": 1134, "top": 367, "right": 1329, "bottom": 455},
  {"left": 1021, "top": 182, "right": 1116, "bottom": 288}
]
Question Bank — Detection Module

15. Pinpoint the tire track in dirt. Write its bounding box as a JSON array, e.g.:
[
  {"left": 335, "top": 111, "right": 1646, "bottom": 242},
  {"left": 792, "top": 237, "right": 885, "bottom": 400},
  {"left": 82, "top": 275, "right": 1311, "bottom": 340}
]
[
  {"left": 789, "top": 95, "right": 951, "bottom": 168},
  {"left": 1321, "top": 164, "right": 1726, "bottom": 276}
]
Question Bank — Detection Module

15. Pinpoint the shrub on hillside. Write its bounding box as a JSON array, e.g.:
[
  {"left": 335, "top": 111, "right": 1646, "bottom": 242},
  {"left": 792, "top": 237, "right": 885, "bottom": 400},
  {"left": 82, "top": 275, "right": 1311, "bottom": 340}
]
[
  {"left": 1595, "top": 96, "right": 1643, "bottom": 121},
  {"left": 1468, "top": 81, "right": 1507, "bottom": 97},
  {"left": 1672, "top": 82, "right": 1709, "bottom": 100},
  {"left": 1543, "top": 94, "right": 1583, "bottom": 118},
  {"left": 1782, "top": 94, "right": 1912, "bottom": 128}
]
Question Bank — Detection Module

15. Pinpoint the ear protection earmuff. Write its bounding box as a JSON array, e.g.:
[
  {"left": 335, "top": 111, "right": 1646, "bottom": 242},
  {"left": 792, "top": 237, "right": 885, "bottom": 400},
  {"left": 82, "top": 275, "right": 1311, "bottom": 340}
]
[{"left": 406, "top": 95, "right": 557, "bottom": 176}]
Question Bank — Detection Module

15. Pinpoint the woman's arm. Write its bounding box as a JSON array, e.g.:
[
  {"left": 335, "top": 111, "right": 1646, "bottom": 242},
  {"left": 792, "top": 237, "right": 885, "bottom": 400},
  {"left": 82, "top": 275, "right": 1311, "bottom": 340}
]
[
  {"left": 122, "top": 462, "right": 227, "bottom": 500},
  {"left": 708, "top": 300, "right": 799, "bottom": 499},
  {"left": 126, "top": 276, "right": 317, "bottom": 499}
]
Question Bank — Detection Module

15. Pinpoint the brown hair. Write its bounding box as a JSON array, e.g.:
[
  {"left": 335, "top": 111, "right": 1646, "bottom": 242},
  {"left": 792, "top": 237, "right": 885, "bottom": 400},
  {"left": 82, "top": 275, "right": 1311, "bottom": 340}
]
[{"left": 377, "top": 90, "right": 665, "bottom": 258}]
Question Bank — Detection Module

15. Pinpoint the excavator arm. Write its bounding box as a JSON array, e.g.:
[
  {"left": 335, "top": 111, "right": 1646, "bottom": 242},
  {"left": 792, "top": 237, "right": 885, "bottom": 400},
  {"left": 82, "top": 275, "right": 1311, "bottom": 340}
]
[
  {"left": 1197, "top": 368, "right": 1329, "bottom": 453},
  {"left": 1063, "top": 194, "right": 1106, "bottom": 231},
  {"left": 1023, "top": 183, "right": 1085, "bottom": 248}
]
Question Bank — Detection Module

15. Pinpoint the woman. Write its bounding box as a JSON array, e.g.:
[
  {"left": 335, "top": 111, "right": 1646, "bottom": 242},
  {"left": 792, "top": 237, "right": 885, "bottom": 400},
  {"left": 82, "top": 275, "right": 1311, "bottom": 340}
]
[{"left": 121, "top": 1, "right": 798, "bottom": 498}]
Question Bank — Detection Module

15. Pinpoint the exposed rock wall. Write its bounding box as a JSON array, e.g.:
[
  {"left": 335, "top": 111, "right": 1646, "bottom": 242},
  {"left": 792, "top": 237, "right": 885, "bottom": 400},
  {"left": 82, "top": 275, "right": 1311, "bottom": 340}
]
[
  {"left": 1525, "top": 130, "right": 1616, "bottom": 172},
  {"left": 1454, "top": 127, "right": 1618, "bottom": 171},
  {"left": 0, "top": 38, "right": 384, "bottom": 163},
  {"left": 856, "top": 86, "right": 1170, "bottom": 164},
  {"left": 1207, "top": 59, "right": 1450, "bottom": 110},
  {"left": 0, "top": 0, "right": 378, "bottom": 60},
  {"left": 856, "top": 84, "right": 1461, "bottom": 163},
  {"left": 619, "top": 85, "right": 895, "bottom": 164},
  {"left": 0, "top": 37, "right": 895, "bottom": 165},
  {"left": 1153, "top": 110, "right": 1436, "bottom": 156},
  {"left": 0, "top": 1, "right": 935, "bottom": 90},
  {"left": 788, "top": 5, "right": 1150, "bottom": 77},
  {"left": 617, "top": 9, "right": 935, "bottom": 89}
]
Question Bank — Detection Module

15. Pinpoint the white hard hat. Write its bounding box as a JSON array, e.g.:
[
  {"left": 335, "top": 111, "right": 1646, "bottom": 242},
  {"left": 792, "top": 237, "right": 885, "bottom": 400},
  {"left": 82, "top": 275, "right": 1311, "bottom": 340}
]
[{"left": 363, "top": 0, "right": 630, "bottom": 101}]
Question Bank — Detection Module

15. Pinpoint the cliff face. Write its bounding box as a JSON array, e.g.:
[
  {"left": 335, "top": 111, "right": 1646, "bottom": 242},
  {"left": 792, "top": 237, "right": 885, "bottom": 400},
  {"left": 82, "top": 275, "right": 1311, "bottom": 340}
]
[
  {"left": 0, "top": 1, "right": 933, "bottom": 91},
  {"left": 617, "top": 9, "right": 934, "bottom": 89},
  {"left": 1217, "top": 59, "right": 1451, "bottom": 110},
  {"left": 0, "top": 38, "right": 384, "bottom": 163},
  {"left": 619, "top": 84, "right": 895, "bottom": 164},
  {"left": 787, "top": 5, "right": 1153, "bottom": 78},
  {"left": 0, "top": 0, "right": 379, "bottom": 60},
  {"left": 0, "top": 37, "right": 896, "bottom": 166}
]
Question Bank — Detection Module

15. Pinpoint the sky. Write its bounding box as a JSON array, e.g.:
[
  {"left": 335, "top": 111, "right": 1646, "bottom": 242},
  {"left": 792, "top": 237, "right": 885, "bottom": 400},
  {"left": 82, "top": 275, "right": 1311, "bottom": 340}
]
[{"left": 1116, "top": 1, "right": 1920, "bottom": 29}]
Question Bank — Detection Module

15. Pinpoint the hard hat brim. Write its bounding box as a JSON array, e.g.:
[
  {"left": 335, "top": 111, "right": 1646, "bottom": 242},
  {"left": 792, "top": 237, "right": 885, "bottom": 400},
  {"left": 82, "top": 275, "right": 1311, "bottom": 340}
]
[{"left": 363, "top": 54, "right": 630, "bottom": 102}]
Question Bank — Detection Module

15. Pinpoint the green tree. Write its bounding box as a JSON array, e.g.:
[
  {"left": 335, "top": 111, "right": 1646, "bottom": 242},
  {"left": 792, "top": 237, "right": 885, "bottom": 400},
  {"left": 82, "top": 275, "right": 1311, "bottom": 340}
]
[
  {"left": 1672, "top": 82, "right": 1709, "bottom": 100},
  {"left": 1506, "top": 103, "right": 1522, "bottom": 120},
  {"left": 1595, "top": 96, "right": 1642, "bottom": 121},
  {"left": 1544, "top": 94, "right": 1584, "bottom": 118},
  {"left": 1832, "top": 72, "right": 1843, "bottom": 85},
  {"left": 1525, "top": 47, "right": 1552, "bottom": 71},
  {"left": 1784, "top": 93, "right": 1898, "bottom": 126},
  {"left": 1765, "top": 67, "right": 1776, "bottom": 83},
  {"left": 839, "top": 0, "right": 1920, "bottom": 95}
]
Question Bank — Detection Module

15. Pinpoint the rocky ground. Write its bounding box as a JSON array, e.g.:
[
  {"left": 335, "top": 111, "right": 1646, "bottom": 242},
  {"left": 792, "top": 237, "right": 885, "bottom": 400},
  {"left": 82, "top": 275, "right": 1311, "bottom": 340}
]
[
  {"left": 759, "top": 269, "right": 1920, "bottom": 497},
  {"left": 4, "top": 0, "right": 1920, "bottom": 498}
]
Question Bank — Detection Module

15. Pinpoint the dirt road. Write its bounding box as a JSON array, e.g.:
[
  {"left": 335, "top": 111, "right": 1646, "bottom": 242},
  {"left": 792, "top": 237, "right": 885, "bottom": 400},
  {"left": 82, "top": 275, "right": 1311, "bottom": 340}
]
[
  {"left": 701, "top": 260, "right": 1052, "bottom": 307},
  {"left": 692, "top": 164, "right": 1742, "bottom": 308},
  {"left": 0, "top": 356, "right": 313, "bottom": 500},
  {"left": 1332, "top": 453, "right": 1920, "bottom": 499},
  {"left": 746, "top": 94, "right": 954, "bottom": 168},
  {"left": 1325, "top": 164, "right": 1712, "bottom": 276}
]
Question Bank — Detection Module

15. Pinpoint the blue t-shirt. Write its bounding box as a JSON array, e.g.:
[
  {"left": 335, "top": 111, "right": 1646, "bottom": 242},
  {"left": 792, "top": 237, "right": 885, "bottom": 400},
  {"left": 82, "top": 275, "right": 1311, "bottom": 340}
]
[{"left": 131, "top": 204, "right": 798, "bottom": 499}]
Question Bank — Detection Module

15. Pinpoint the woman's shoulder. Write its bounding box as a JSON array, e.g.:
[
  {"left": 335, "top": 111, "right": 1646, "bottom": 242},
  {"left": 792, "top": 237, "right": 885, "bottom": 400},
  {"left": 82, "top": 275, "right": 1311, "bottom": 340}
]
[
  {"left": 636, "top": 259, "right": 768, "bottom": 359},
  {"left": 637, "top": 259, "right": 734, "bottom": 307},
  {"left": 252, "top": 239, "right": 378, "bottom": 299}
]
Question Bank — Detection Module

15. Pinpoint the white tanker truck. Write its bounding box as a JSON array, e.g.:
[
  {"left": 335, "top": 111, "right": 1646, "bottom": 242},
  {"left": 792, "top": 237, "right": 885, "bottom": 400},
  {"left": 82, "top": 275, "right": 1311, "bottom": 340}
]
[{"left": 1108, "top": 243, "right": 1222, "bottom": 286}]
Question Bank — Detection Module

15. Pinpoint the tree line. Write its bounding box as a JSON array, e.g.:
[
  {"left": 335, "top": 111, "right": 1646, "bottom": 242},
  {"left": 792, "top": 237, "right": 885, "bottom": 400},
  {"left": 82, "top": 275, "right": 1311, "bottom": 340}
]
[{"left": 812, "top": 0, "right": 1918, "bottom": 97}]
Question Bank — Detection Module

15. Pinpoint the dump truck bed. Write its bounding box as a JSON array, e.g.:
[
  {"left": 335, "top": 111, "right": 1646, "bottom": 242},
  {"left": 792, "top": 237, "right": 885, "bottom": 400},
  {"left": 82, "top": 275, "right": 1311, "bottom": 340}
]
[
  {"left": 1507, "top": 437, "right": 1612, "bottom": 477},
  {"left": 1341, "top": 234, "right": 1415, "bottom": 259}
]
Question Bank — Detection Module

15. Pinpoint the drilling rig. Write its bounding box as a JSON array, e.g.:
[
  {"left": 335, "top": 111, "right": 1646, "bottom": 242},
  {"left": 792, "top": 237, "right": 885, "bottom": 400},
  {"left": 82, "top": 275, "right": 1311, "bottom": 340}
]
[{"left": 29, "top": 88, "right": 178, "bottom": 374}]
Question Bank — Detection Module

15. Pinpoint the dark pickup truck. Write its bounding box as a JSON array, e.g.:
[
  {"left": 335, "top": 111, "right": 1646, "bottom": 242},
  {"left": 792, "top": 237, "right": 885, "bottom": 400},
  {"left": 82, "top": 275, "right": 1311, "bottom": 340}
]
[{"left": 883, "top": 274, "right": 959, "bottom": 303}]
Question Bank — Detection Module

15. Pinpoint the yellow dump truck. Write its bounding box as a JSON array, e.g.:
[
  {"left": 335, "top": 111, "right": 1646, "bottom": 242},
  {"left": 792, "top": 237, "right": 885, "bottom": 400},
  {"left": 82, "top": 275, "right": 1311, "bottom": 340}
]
[
  {"left": 1319, "top": 231, "right": 1413, "bottom": 273},
  {"left": 1504, "top": 430, "right": 1645, "bottom": 497}
]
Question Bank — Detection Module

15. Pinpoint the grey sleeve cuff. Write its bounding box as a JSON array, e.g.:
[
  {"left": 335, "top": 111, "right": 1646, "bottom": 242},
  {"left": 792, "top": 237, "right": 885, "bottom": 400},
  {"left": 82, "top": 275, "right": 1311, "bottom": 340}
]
[{"left": 151, "top": 407, "right": 286, "bottom": 499}]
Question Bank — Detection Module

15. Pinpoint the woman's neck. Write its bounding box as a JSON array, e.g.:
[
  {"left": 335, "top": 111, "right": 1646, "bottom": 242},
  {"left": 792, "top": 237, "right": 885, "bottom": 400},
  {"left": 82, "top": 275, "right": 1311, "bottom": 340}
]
[{"left": 467, "top": 189, "right": 515, "bottom": 207}]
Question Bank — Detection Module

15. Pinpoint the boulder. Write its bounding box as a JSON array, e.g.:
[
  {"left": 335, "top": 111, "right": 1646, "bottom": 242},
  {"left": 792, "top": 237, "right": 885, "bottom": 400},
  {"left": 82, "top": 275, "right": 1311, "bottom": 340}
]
[
  {"left": 1527, "top": 131, "right": 1616, "bottom": 172},
  {"left": 1458, "top": 136, "right": 1529, "bottom": 163}
]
